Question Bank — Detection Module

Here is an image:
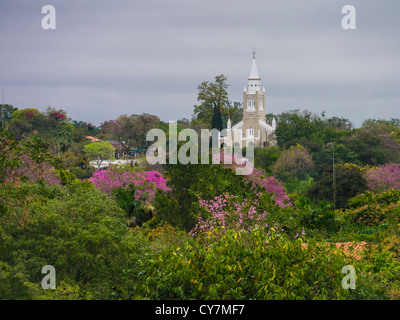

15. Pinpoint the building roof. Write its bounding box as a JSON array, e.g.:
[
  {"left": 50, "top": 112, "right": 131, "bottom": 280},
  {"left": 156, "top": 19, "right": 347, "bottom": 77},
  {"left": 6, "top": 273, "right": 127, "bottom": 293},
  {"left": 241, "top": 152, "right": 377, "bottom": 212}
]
[
  {"left": 249, "top": 55, "right": 260, "bottom": 80},
  {"left": 85, "top": 136, "right": 100, "bottom": 142}
]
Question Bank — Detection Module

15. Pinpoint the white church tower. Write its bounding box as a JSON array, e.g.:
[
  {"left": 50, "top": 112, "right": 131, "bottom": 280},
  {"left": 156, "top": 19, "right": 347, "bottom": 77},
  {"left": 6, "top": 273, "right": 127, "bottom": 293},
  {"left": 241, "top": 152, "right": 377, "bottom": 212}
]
[{"left": 220, "top": 51, "right": 276, "bottom": 149}]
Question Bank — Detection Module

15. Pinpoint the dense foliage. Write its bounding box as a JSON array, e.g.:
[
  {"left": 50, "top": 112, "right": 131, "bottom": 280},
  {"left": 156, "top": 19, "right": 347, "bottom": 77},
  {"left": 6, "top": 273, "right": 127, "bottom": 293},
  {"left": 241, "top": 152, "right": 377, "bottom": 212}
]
[{"left": 1, "top": 104, "right": 400, "bottom": 300}]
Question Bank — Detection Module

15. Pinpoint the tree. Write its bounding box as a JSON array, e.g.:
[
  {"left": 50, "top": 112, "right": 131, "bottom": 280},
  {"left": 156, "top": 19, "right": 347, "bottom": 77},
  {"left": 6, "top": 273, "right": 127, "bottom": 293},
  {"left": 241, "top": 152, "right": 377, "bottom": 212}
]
[
  {"left": 275, "top": 110, "right": 325, "bottom": 151},
  {"left": 254, "top": 146, "right": 282, "bottom": 174},
  {"left": 130, "top": 114, "right": 161, "bottom": 149},
  {"left": 101, "top": 113, "right": 161, "bottom": 153},
  {"left": 325, "top": 116, "right": 354, "bottom": 130},
  {"left": 55, "top": 130, "right": 73, "bottom": 154},
  {"left": 0, "top": 104, "right": 17, "bottom": 128},
  {"left": 272, "top": 144, "right": 314, "bottom": 181},
  {"left": 193, "top": 74, "right": 230, "bottom": 130},
  {"left": 222, "top": 101, "right": 243, "bottom": 126},
  {"left": 72, "top": 120, "right": 99, "bottom": 138},
  {"left": 83, "top": 141, "right": 115, "bottom": 169},
  {"left": 0, "top": 128, "right": 62, "bottom": 185},
  {"left": 44, "top": 106, "right": 69, "bottom": 123},
  {"left": 0, "top": 181, "right": 141, "bottom": 299},
  {"left": 362, "top": 118, "right": 400, "bottom": 130},
  {"left": 177, "top": 118, "right": 190, "bottom": 129},
  {"left": 313, "top": 143, "right": 360, "bottom": 167},
  {"left": 307, "top": 164, "right": 368, "bottom": 209},
  {"left": 211, "top": 103, "right": 223, "bottom": 131},
  {"left": 364, "top": 163, "right": 400, "bottom": 193},
  {"left": 275, "top": 110, "right": 353, "bottom": 152},
  {"left": 343, "top": 124, "right": 400, "bottom": 165}
]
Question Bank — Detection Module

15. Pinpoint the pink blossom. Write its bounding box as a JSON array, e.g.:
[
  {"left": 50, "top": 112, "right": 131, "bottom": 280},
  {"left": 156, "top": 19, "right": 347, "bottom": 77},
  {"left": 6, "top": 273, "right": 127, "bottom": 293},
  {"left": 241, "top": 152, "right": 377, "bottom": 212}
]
[
  {"left": 89, "top": 167, "right": 170, "bottom": 203},
  {"left": 364, "top": 163, "right": 400, "bottom": 193}
]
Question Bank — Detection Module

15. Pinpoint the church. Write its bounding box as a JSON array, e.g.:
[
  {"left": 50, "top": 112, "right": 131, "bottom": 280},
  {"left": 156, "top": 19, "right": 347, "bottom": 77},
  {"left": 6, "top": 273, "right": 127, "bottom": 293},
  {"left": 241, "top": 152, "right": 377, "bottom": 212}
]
[{"left": 219, "top": 52, "right": 276, "bottom": 149}]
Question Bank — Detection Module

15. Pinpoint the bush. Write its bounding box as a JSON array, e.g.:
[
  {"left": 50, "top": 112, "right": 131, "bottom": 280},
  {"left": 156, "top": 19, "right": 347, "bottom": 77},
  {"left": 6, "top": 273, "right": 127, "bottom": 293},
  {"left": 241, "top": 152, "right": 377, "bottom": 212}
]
[
  {"left": 348, "top": 189, "right": 400, "bottom": 208},
  {"left": 155, "top": 162, "right": 249, "bottom": 231},
  {"left": 56, "top": 168, "right": 79, "bottom": 186},
  {"left": 244, "top": 169, "right": 292, "bottom": 208},
  {"left": 135, "top": 227, "right": 365, "bottom": 300},
  {"left": 301, "top": 202, "right": 341, "bottom": 235},
  {"left": 359, "top": 237, "right": 400, "bottom": 299},
  {"left": 284, "top": 175, "right": 314, "bottom": 199},
  {"left": 347, "top": 190, "right": 400, "bottom": 228}
]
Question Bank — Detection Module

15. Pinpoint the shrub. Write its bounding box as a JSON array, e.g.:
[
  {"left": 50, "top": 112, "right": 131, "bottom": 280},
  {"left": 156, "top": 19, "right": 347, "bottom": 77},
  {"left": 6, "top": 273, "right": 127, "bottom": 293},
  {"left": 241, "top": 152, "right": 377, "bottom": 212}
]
[
  {"left": 135, "top": 227, "right": 362, "bottom": 300},
  {"left": 155, "top": 159, "right": 291, "bottom": 231},
  {"left": 300, "top": 202, "right": 341, "bottom": 235},
  {"left": 56, "top": 168, "right": 79, "bottom": 186},
  {"left": 343, "top": 190, "right": 400, "bottom": 239},
  {"left": 348, "top": 204, "right": 393, "bottom": 227},
  {"left": 348, "top": 189, "right": 400, "bottom": 208},
  {"left": 360, "top": 237, "right": 400, "bottom": 299}
]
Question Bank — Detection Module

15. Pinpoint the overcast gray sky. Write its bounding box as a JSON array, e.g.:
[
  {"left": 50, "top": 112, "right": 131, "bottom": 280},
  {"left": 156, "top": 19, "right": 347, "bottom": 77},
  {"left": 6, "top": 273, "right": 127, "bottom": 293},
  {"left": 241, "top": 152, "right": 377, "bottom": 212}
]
[{"left": 1, "top": 0, "right": 399, "bottom": 127}]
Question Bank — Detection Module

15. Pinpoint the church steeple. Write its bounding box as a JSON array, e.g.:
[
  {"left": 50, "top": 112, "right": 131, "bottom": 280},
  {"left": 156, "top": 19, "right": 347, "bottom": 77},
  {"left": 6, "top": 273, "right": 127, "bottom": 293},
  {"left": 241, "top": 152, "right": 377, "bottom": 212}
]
[
  {"left": 249, "top": 50, "right": 260, "bottom": 80},
  {"left": 247, "top": 50, "right": 261, "bottom": 93}
]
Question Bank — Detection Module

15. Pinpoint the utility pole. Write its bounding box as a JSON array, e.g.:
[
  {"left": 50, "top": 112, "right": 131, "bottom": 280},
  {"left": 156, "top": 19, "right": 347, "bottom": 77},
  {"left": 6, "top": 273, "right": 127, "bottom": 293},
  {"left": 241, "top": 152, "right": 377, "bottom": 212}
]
[
  {"left": 333, "top": 142, "right": 336, "bottom": 209},
  {"left": 1, "top": 89, "right": 4, "bottom": 129}
]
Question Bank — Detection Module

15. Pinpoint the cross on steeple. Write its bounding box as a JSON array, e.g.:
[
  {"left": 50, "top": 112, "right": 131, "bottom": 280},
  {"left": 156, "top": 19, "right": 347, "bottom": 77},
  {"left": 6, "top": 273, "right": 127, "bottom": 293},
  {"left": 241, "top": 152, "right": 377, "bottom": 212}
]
[{"left": 252, "top": 49, "right": 256, "bottom": 59}]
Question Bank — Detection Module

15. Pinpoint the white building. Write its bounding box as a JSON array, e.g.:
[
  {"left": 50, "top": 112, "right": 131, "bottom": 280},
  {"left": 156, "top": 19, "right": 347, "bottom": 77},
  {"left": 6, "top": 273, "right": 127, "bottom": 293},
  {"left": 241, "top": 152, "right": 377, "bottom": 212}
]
[{"left": 219, "top": 52, "right": 276, "bottom": 149}]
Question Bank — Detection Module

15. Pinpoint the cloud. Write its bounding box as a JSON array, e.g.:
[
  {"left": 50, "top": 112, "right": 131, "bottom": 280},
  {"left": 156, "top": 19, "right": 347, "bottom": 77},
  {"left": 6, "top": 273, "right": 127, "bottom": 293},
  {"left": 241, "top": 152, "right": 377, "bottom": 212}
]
[{"left": 1, "top": 0, "right": 399, "bottom": 127}]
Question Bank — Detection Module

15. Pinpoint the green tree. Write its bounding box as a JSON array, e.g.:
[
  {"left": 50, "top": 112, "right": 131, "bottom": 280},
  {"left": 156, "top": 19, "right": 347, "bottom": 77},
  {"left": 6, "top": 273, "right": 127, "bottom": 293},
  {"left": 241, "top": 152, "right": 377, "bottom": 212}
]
[
  {"left": 325, "top": 116, "right": 354, "bottom": 130},
  {"left": 83, "top": 141, "right": 115, "bottom": 169},
  {"left": 193, "top": 74, "right": 230, "bottom": 130},
  {"left": 307, "top": 165, "right": 368, "bottom": 209},
  {"left": 313, "top": 143, "right": 360, "bottom": 167},
  {"left": 0, "top": 182, "right": 141, "bottom": 299},
  {"left": 275, "top": 110, "right": 325, "bottom": 151},
  {"left": 343, "top": 124, "right": 400, "bottom": 165},
  {"left": 275, "top": 110, "right": 354, "bottom": 153},
  {"left": 0, "top": 104, "right": 18, "bottom": 128},
  {"left": 222, "top": 101, "right": 243, "bottom": 126},
  {"left": 254, "top": 146, "right": 282, "bottom": 174}
]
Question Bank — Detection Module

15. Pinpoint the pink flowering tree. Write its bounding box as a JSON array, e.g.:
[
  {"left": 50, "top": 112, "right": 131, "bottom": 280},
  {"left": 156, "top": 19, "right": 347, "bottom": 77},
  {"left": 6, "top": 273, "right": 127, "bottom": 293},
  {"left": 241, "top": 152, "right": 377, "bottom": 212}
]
[
  {"left": 364, "top": 163, "right": 400, "bottom": 193},
  {"left": 244, "top": 168, "right": 292, "bottom": 208},
  {"left": 89, "top": 167, "right": 170, "bottom": 204},
  {"left": 5, "top": 154, "right": 61, "bottom": 186},
  {"left": 188, "top": 155, "right": 293, "bottom": 238},
  {"left": 190, "top": 193, "right": 286, "bottom": 238},
  {"left": 213, "top": 151, "right": 292, "bottom": 208}
]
